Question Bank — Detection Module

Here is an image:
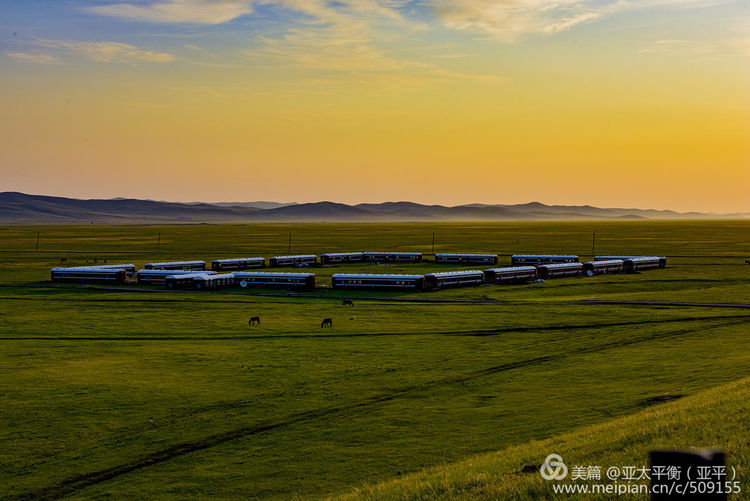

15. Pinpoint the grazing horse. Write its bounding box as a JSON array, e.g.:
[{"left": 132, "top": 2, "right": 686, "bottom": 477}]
[
  {"left": 248, "top": 316, "right": 261, "bottom": 326},
  {"left": 746, "top": 260, "right": 750, "bottom": 265},
  {"left": 59, "top": 258, "right": 67, "bottom": 264},
  {"left": 321, "top": 318, "right": 333, "bottom": 328},
  {"left": 342, "top": 299, "right": 354, "bottom": 307}
]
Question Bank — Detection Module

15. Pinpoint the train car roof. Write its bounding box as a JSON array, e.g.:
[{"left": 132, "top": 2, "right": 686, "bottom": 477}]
[
  {"left": 484, "top": 266, "right": 537, "bottom": 272},
  {"left": 512, "top": 254, "right": 578, "bottom": 258},
  {"left": 332, "top": 273, "right": 423, "bottom": 280},
  {"left": 363, "top": 251, "right": 422, "bottom": 255},
  {"left": 211, "top": 257, "right": 264, "bottom": 263},
  {"left": 595, "top": 255, "right": 664, "bottom": 260},
  {"left": 194, "top": 273, "right": 235, "bottom": 280},
  {"left": 71, "top": 264, "right": 135, "bottom": 269},
  {"left": 165, "top": 273, "right": 214, "bottom": 279},
  {"left": 627, "top": 256, "right": 664, "bottom": 261},
  {"left": 320, "top": 252, "right": 364, "bottom": 256},
  {"left": 51, "top": 267, "right": 127, "bottom": 272},
  {"left": 584, "top": 259, "right": 624, "bottom": 265},
  {"left": 538, "top": 262, "right": 584, "bottom": 268},
  {"left": 137, "top": 269, "right": 217, "bottom": 275},
  {"left": 145, "top": 260, "right": 205, "bottom": 266},
  {"left": 269, "top": 255, "right": 317, "bottom": 259},
  {"left": 234, "top": 272, "right": 315, "bottom": 278},
  {"left": 424, "top": 271, "right": 484, "bottom": 278},
  {"left": 435, "top": 253, "right": 498, "bottom": 258}
]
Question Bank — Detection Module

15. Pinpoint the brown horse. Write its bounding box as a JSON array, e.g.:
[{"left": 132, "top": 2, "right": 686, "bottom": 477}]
[
  {"left": 321, "top": 318, "right": 333, "bottom": 328},
  {"left": 248, "top": 316, "right": 261, "bottom": 326},
  {"left": 342, "top": 299, "right": 354, "bottom": 307}
]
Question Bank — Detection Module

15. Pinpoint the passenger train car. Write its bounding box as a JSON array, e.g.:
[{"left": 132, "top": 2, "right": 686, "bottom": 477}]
[
  {"left": 331, "top": 274, "right": 424, "bottom": 291},
  {"left": 623, "top": 257, "right": 664, "bottom": 273},
  {"left": 536, "top": 262, "right": 584, "bottom": 279},
  {"left": 268, "top": 255, "right": 317, "bottom": 267},
  {"left": 511, "top": 255, "right": 579, "bottom": 266},
  {"left": 596, "top": 256, "right": 667, "bottom": 268},
  {"left": 144, "top": 260, "right": 206, "bottom": 271},
  {"left": 483, "top": 266, "right": 538, "bottom": 284},
  {"left": 423, "top": 270, "right": 485, "bottom": 290},
  {"left": 434, "top": 254, "right": 499, "bottom": 265},
  {"left": 165, "top": 273, "right": 235, "bottom": 290},
  {"left": 362, "top": 252, "right": 422, "bottom": 263},
  {"left": 234, "top": 272, "right": 316, "bottom": 290},
  {"left": 51, "top": 267, "right": 128, "bottom": 284},
  {"left": 137, "top": 269, "right": 216, "bottom": 285},
  {"left": 320, "top": 252, "right": 364, "bottom": 264},
  {"left": 211, "top": 257, "right": 265, "bottom": 271},
  {"left": 83, "top": 264, "right": 137, "bottom": 274},
  {"left": 583, "top": 259, "right": 624, "bottom": 276}
]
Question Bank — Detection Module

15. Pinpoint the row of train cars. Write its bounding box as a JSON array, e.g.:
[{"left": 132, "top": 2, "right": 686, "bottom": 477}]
[{"left": 49, "top": 252, "right": 667, "bottom": 292}]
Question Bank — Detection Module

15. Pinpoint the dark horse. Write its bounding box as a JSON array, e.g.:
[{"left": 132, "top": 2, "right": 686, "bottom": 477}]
[
  {"left": 342, "top": 299, "right": 354, "bottom": 307},
  {"left": 321, "top": 318, "right": 333, "bottom": 328},
  {"left": 248, "top": 316, "right": 261, "bottom": 326},
  {"left": 746, "top": 260, "right": 750, "bottom": 265}
]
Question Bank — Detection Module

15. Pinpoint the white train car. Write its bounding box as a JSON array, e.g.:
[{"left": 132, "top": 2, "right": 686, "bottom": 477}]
[
  {"left": 234, "top": 272, "right": 316, "bottom": 290},
  {"left": 165, "top": 273, "right": 235, "bottom": 290},
  {"left": 511, "top": 255, "right": 579, "bottom": 266},
  {"left": 320, "top": 252, "right": 364, "bottom": 264},
  {"left": 137, "top": 269, "right": 216, "bottom": 285},
  {"left": 331, "top": 274, "right": 424, "bottom": 290},
  {"left": 483, "top": 266, "right": 538, "bottom": 284},
  {"left": 583, "top": 260, "right": 624, "bottom": 276},
  {"left": 423, "top": 270, "right": 485, "bottom": 290},
  {"left": 144, "top": 260, "right": 206, "bottom": 271},
  {"left": 268, "top": 255, "right": 317, "bottom": 267},
  {"left": 434, "top": 254, "right": 499, "bottom": 265},
  {"left": 623, "top": 257, "right": 665, "bottom": 273},
  {"left": 363, "top": 252, "right": 422, "bottom": 263},
  {"left": 211, "top": 257, "right": 265, "bottom": 271},
  {"left": 596, "top": 256, "right": 666, "bottom": 268},
  {"left": 537, "top": 262, "right": 584, "bottom": 279},
  {"left": 51, "top": 267, "right": 128, "bottom": 284}
]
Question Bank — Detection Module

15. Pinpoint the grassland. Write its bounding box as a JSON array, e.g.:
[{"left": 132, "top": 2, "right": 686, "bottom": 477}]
[{"left": 0, "top": 221, "right": 749, "bottom": 500}]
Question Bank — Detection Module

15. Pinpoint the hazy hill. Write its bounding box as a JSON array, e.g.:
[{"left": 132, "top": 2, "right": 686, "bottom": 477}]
[{"left": 0, "top": 192, "right": 744, "bottom": 223}]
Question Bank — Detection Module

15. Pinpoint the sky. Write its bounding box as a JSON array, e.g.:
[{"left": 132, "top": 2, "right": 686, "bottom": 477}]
[{"left": 1, "top": 0, "right": 749, "bottom": 212}]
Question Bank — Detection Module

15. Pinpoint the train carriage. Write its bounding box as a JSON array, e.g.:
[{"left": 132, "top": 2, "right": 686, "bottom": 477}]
[
  {"left": 234, "top": 272, "right": 316, "bottom": 290},
  {"left": 536, "top": 262, "right": 584, "bottom": 279},
  {"left": 423, "top": 270, "right": 485, "bottom": 290},
  {"left": 165, "top": 273, "right": 235, "bottom": 290},
  {"left": 483, "top": 266, "right": 538, "bottom": 284},
  {"left": 623, "top": 257, "right": 664, "bottom": 273},
  {"left": 511, "top": 255, "right": 579, "bottom": 266},
  {"left": 268, "top": 255, "right": 317, "bottom": 267},
  {"left": 596, "top": 256, "right": 667, "bottom": 268},
  {"left": 144, "top": 260, "right": 206, "bottom": 271},
  {"left": 137, "top": 269, "right": 216, "bottom": 285},
  {"left": 434, "top": 254, "right": 499, "bottom": 265},
  {"left": 50, "top": 267, "right": 128, "bottom": 284},
  {"left": 79, "top": 264, "right": 137, "bottom": 274},
  {"left": 320, "top": 252, "right": 365, "bottom": 264},
  {"left": 363, "top": 252, "right": 423, "bottom": 263},
  {"left": 331, "top": 274, "right": 424, "bottom": 291},
  {"left": 583, "top": 259, "right": 624, "bottom": 276},
  {"left": 211, "top": 257, "right": 265, "bottom": 271}
]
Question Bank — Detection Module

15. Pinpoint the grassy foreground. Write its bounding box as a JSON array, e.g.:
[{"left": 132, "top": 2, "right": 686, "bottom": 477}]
[
  {"left": 334, "top": 375, "right": 750, "bottom": 500},
  {"left": 0, "top": 221, "right": 748, "bottom": 499}
]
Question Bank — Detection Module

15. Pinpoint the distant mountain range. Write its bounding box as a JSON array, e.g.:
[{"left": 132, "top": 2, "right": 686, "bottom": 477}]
[{"left": 0, "top": 192, "right": 746, "bottom": 223}]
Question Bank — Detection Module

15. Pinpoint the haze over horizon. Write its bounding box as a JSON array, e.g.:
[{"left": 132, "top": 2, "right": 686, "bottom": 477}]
[{"left": 2, "top": 1, "right": 749, "bottom": 213}]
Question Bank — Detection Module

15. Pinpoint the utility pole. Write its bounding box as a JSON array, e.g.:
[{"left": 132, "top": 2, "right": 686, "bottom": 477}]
[
  {"left": 592, "top": 232, "right": 596, "bottom": 256},
  {"left": 35, "top": 232, "right": 40, "bottom": 252}
]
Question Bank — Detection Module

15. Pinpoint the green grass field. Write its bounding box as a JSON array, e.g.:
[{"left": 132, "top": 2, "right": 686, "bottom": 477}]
[{"left": 1, "top": 221, "right": 749, "bottom": 500}]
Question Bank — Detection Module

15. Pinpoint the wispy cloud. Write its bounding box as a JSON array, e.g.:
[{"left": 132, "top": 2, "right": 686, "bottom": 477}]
[
  {"left": 4, "top": 51, "right": 60, "bottom": 64},
  {"left": 427, "top": 0, "right": 733, "bottom": 41},
  {"left": 85, "top": 0, "right": 255, "bottom": 24},
  {"left": 10, "top": 40, "right": 176, "bottom": 64}
]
